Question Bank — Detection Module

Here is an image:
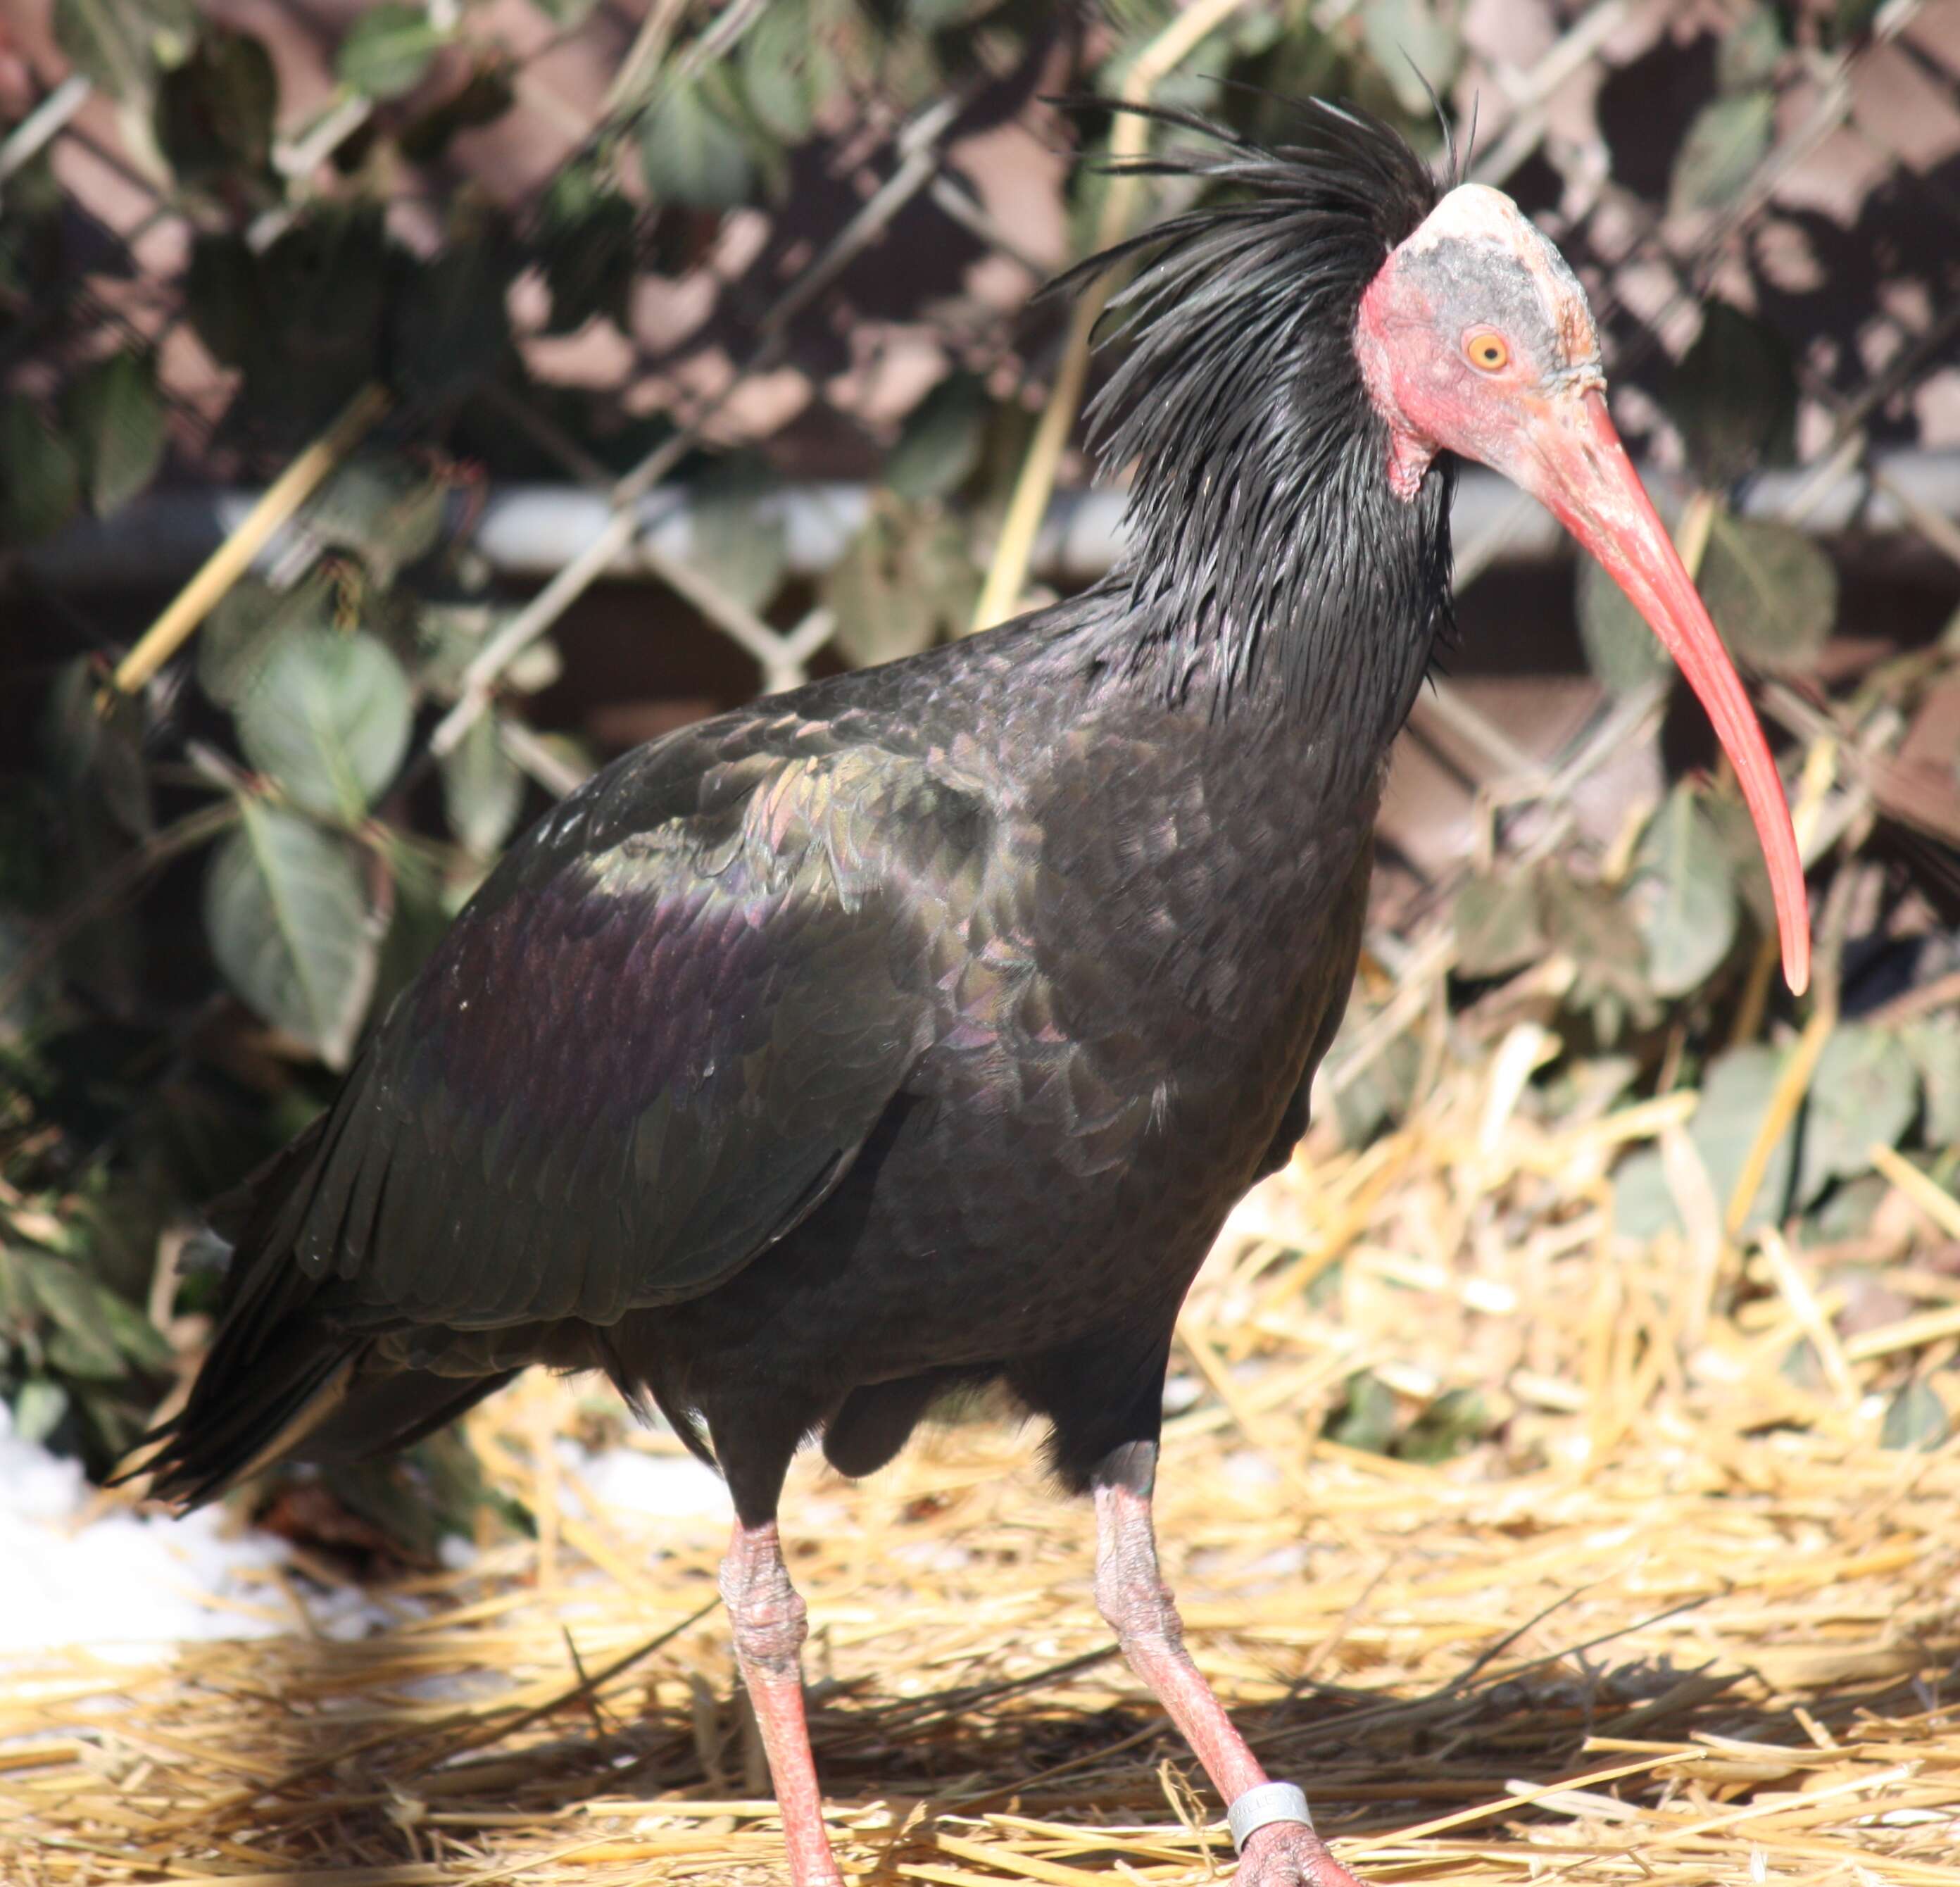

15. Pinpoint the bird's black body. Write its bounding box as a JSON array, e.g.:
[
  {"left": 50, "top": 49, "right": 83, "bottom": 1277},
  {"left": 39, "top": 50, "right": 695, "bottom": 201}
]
[{"left": 143, "top": 104, "right": 1454, "bottom": 1532}]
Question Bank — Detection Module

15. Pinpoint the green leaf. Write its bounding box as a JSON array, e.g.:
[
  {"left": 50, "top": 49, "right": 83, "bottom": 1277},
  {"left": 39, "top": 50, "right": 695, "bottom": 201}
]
[
  {"left": 1796, "top": 1024, "right": 1918, "bottom": 1205},
  {"left": 1780, "top": 1332, "right": 1826, "bottom": 1392},
  {"left": 825, "top": 501, "right": 978, "bottom": 667},
  {"left": 1669, "top": 90, "right": 1774, "bottom": 218},
  {"left": 21, "top": 1253, "right": 116, "bottom": 1379},
  {"left": 259, "top": 203, "right": 391, "bottom": 339},
  {"left": 827, "top": 518, "right": 931, "bottom": 666},
  {"left": 740, "top": 0, "right": 833, "bottom": 142},
  {"left": 11, "top": 1377, "right": 70, "bottom": 1446},
  {"left": 27, "top": 1253, "right": 160, "bottom": 1379},
  {"left": 1398, "top": 1387, "right": 1489, "bottom": 1464},
  {"left": 372, "top": 838, "right": 455, "bottom": 1010},
  {"left": 1633, "top": 783, "right": 1738, "bottom": 998},
  {"left": 884, "top": 372, "right": 988, "bottom": 501},
  {"left": 66, "top": 352, "right": 168, "bottom": 518},
  {"left": 1611, "top": 1146, "right": 1675, "bottom": 1241},
  {"left": 1325, "top": 1370, "right": 1398, "bottom": 1455},
  {"left": 398, "top": 53, "right": 518, "bottom": 163},
  {"left": 206, "top": 801, "right": 377, "bottom": 1066},
  {"left": 0, "top": 147, "right": 61, "bottom": 301},
  {"left": 1616, "top": 1046, "right": 1799, "bottom": 1239},
  {"left": 418, "top": 602, "right": 561, "bottom": 698},
  {"left": 40, "top": 655, "right": 104, "bottom": 792},
  {"left": 0, "top": 911, "right": 42, "bottom": 1035},
  {"left": 153, "top": 25, "right": 278, "bottom": 187},
  {"left": 1330, "top": 1023, "right": 1421, "bottom": 1149},
  {"left": 905, "top": 0, "right": 984, "bottom": 27},
  {"left": 308, "top": 452, "right": 450, "bottom": 581},
  {"left": 32, "top": 794, "right": 146, "bottom": 1013},
  {"left": 1812, "top": 1170, "right": 1886, "bottom": 1242},
  {"left": 1576, "top": 553, "right": 1671, "bottom": 696},
  {"left": 417, "top": 601, "right": 501, "bottom": 697},
  {"left": 1702, "top": 786, "right": 1779, "bottom": 940},
  {"left": 688, "top": 456, "right": 788, "bottom": 613},
  {"left": 1093, "top": 17, "right": 1231, "bottom": 118},
  {"left": 54, "top": 0, "right": 193, "bottom": 98},
  {"left": 509, "top": 645, "right": 566, "bottom": 696},
  {"left": 1360, "top": 0, "right": 1464, "bottom": 115},
  {"left": 1704, "top": 1045, "right": 1799, "bottom": 1230},
  {"left": 391, "top": 230, "right": 515, "bottom": 406},
  {"left": 1880, "top": 1377, "right": 1948, "bottom": 1453},
  {"left": 537, "top": 165, "right": 638, "bottom": 335},
  {"left": 1902, "top": 1014, "right": 1960, "bottom": 1146},
  {"left": 1324, "top": 1372, "right": 1403, "bottom": 1457},
  {"left": 321, "top": 1424, "right": 499, "bottom": 1558},
  {"left": 1703, "top": 1046, "right": 1799, "bottom": 1229},
  {"left": 337, "top": 3, "right": 448, "bottom": 100},
  {"left": 848, "top": 3, "right": 948, "bottom": 112},
  {"left": 1827, "top": 0, "right": 1885, "bottom": 42},
  {"left": 1717, "top": 5, "right": 1785, "bottom": 90},
  {"left": 1454, "top": 869, "right": 1546, "bottom": 980},
  {"left": 1541, "top": 867, "right": 1655, "bottom": 1039},
  {"left": 637, "top": 70, "right": 758, "bottom": 210},
  {"left": 189, "top": 208, "right": 392, "bottom": 434},
  {"left": 1699, "top": 512, "right": 1837, "bottom": 671},
  {"left": 1668, "top": 301, "right": 1797, "bottom": 484},
  {"left": 201, "top": 573, "right": 344, "bottom": 708},
  {"left": 183, "top": 232, "right": 257, "bottom": 369},
  {"left": 0, "top": 396, "right": 82, "bottom": 546},
  {"left": 441, "top": 713, "right": 524, "bottom": 858},
  {"left": 237, "top": 629, "right": 412, "bottom": 820},
  {"left": 42, "top": 658, "right": 153, "bottom": 839}
]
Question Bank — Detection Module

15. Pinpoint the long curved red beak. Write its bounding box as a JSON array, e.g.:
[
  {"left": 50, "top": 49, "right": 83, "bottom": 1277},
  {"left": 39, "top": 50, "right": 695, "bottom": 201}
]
[{"left": 1519, "top": 388, "right": 1811, "bottom": 996}]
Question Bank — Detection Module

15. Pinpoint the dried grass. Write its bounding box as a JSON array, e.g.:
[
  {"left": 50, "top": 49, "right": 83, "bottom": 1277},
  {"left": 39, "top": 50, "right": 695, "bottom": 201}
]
[{"left": 6, "top": 1024, "right": 1959, "bottom": 1884}]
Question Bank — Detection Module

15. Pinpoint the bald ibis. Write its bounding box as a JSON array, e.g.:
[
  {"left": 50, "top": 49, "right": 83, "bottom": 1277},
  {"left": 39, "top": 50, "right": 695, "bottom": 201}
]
[{"left": 136, "top": 101, "right": 1809, "bottom": 1887}]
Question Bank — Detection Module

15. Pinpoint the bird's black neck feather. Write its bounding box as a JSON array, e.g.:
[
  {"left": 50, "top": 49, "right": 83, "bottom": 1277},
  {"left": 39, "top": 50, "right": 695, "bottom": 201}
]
[{"left": 1050, "top": 102, "right": 1456, "bottom": 775}]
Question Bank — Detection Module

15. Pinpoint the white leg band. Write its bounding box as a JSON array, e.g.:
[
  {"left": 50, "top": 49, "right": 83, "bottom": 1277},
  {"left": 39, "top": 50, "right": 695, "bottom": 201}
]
[{"left": 1227, "top": 1781, "right": 1314, "bottom": 1851}]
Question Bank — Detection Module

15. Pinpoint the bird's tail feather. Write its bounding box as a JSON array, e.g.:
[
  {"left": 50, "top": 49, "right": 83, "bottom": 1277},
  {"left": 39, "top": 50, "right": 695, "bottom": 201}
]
[
  {"left": 118, "top": 1319, "right": 362, "bottom": 1510},
  {"left": 115, "top": 1114, "right": 365, "bottom": 1509},
  {"left": 120, "top": 1105, "right": 525, "bottom": 1509},
  {"left": 298, "top": 1367, "right": 520, "bottom": 1463}
]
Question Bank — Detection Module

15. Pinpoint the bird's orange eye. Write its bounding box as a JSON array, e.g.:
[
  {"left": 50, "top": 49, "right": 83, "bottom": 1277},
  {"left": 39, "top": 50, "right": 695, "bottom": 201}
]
[{"left": 1466, "top": 332, "right": 1510, "bottom": 372}]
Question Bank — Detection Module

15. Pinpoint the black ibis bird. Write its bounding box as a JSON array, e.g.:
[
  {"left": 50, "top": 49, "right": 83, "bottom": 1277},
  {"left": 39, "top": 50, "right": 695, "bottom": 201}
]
[{"left": 136, "top": 101, "right": 1809, "bottom": 1887}]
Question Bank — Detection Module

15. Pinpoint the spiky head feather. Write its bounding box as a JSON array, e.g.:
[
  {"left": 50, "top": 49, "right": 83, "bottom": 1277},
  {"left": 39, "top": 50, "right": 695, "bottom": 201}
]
[{"left": 1054, "top": 99, "right": 1456, "bottom": 744}]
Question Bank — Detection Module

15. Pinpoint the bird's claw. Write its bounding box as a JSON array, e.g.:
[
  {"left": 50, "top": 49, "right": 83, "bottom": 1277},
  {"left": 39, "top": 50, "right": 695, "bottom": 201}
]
[{"left": 1234, "top": 1822, "right": 1367, "bottom": 1887}]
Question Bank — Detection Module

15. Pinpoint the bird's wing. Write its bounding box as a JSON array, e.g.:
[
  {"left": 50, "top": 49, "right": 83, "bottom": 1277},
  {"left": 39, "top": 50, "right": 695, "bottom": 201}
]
[{"left": 260, "top": 724, "right": 981, "bottom": 1331}]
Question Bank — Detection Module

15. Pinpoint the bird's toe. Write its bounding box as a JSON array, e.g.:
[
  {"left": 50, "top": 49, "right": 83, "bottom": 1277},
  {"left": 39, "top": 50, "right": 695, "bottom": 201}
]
[{"left": 1235, "top": 1822, "right": 1366, "bottom": 1887}]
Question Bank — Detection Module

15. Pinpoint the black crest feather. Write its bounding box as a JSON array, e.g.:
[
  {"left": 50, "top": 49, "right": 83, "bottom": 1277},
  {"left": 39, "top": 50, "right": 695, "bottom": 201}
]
[{"left": 1053, "top": 99, "right": 1457, "bottom": 750}]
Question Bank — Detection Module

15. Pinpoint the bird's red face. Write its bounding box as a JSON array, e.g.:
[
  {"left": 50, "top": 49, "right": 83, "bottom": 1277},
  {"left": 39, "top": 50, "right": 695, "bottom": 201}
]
[{"left": 1355, "top": 184, "right": 1810, "bottom": 995}]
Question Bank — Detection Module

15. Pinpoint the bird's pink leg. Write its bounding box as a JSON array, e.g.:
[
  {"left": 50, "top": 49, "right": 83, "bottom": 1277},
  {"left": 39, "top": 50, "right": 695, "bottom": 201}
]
[
  {"left": 720, "top": 1519, "right": 843, "bottom": 1887},
  {"left": 1092, "top": 1443, "right": 1363, "bottom": 1887}
]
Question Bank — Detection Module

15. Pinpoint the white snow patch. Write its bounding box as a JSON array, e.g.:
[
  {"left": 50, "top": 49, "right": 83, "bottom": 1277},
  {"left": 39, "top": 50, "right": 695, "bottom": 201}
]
[
  {"left": 0, "top": 1404, "right": 385, "bottom": 1659},
  {"left": 1219, "top": 1448, "right": 1281, "bottom": 1490},
  {"left": 889, "top": 1537, "right": 974, "bottom": 1576},
  {"left": 555, "top": 1440, "right": 732, "bottom": 1523},
  {"left": 1, "top": 1416, "right": 731, "bottom": 1663},
  {"left": 439, "top": 1531, "right": 480, "bottom": 1570}
]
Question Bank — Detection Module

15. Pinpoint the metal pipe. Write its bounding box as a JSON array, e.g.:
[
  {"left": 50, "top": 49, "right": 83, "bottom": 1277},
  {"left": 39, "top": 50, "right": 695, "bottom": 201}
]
[{"left": 23, "top": 450, "right": 1960, "bottom": 594}]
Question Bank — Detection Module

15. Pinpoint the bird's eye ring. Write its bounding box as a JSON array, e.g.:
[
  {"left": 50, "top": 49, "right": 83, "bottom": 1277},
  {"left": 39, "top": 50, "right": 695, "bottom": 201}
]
[{"left": 1466, "top": 331, "right": 1510, "bottom": 372}]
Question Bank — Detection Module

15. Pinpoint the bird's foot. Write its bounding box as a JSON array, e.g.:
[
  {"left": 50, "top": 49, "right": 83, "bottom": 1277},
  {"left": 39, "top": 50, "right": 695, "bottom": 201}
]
[{"left": 1235, "top": 1821, "right": 1366, "bottom": 1887}]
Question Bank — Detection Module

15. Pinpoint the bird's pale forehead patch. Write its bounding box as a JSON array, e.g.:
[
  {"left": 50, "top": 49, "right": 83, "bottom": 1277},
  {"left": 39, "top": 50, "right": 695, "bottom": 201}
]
[
  {"left": 1400, "top": 181, "right": 1528, "bottom": 253},
  {"left": 1400, "top": 182, "right": 1602, "bottom": 380}
]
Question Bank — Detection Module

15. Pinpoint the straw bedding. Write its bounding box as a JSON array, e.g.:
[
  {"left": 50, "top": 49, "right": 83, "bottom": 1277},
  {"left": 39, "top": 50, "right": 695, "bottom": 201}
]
[{"left": 5, "top": 1031, "right": 1959, "bottom": 1886}]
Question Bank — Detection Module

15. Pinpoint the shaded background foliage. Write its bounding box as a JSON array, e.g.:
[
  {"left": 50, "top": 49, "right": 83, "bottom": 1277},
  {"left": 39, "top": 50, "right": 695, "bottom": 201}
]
[{"left": 0, "top": 0, "right": 1956, "bottom": 1543}]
